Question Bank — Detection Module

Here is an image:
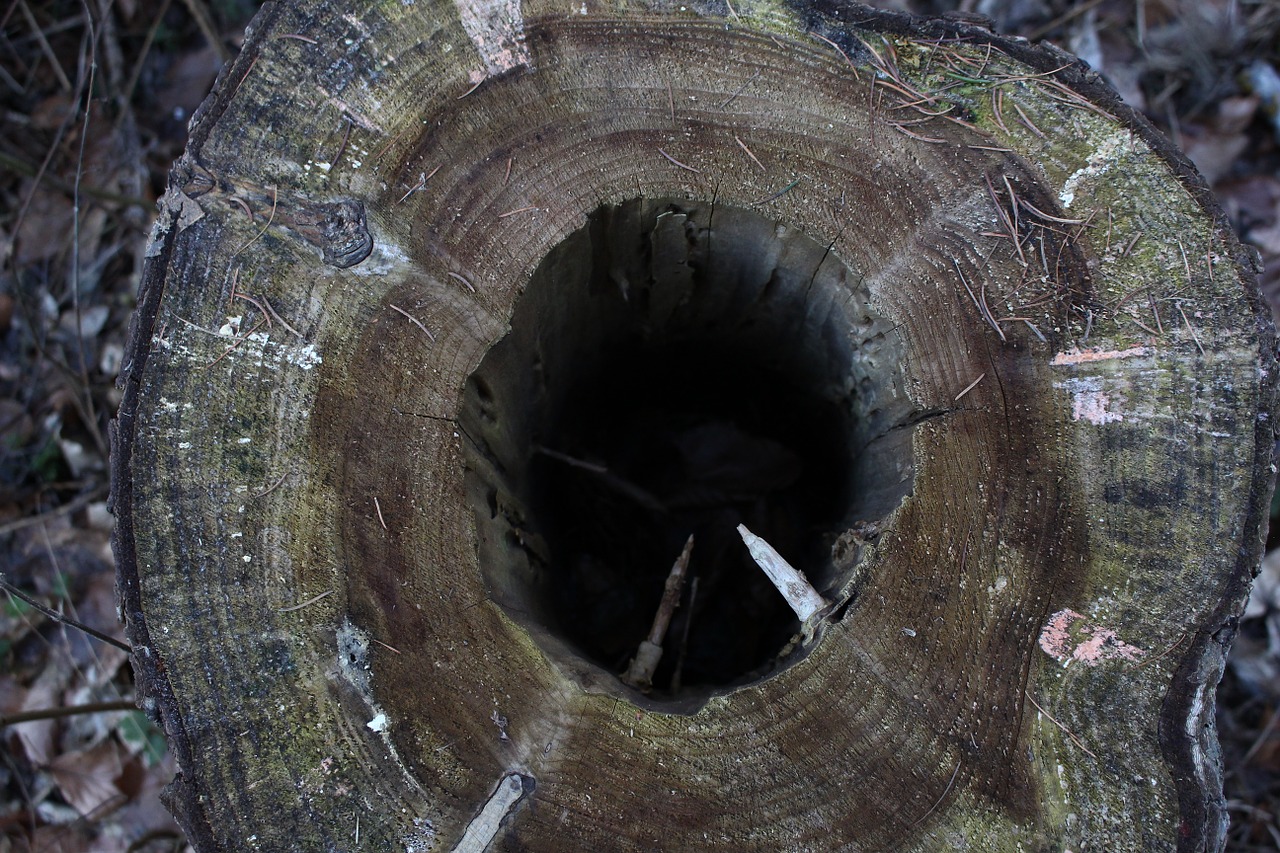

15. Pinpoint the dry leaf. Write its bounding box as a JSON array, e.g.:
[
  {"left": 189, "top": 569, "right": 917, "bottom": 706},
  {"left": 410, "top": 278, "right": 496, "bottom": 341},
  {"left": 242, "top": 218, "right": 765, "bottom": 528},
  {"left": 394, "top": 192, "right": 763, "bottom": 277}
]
[
  {"left": 14, "top": 667, "right": 65, "bottom": 768},
  {"left": 48, "top": 738, "right": 128, "bottom": 819}
]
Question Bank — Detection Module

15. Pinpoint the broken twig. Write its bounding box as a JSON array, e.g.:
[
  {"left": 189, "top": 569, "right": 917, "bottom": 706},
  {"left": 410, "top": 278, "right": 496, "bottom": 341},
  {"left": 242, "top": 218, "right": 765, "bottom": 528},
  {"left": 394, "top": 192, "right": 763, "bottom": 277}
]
[
  {"left": 737, "top": 525, "right": 829, "bottom": 625},
  {"left": 670, "top": 576, "right": 699, "bottom": 694},
  {"left": 623, "top": 535, "right": 694, "bottom": 689}
]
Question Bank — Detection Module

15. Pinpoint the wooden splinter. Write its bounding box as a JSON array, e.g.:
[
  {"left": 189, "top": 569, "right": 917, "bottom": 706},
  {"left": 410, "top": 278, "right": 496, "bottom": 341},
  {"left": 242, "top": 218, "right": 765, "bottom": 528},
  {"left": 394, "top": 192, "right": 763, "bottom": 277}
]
[
  {"left": 622, "top": 534, "right": 695, "bottom": 689},
  {"left": 737, "top": 524, "right": 831, "bottom": 631}
]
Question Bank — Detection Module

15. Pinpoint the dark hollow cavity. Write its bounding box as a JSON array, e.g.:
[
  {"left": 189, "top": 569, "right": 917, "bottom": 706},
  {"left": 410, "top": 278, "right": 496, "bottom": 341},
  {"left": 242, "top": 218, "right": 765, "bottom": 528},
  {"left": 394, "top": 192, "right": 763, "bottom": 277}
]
[{"left": 461, "top": 198, "right": 911, "bottom": 709}]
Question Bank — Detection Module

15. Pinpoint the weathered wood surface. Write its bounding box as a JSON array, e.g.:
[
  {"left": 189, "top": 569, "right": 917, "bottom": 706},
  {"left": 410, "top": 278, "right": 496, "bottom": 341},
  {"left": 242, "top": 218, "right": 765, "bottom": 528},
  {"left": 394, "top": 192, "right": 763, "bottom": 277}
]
[{"left": 111, "top": 0, "right": 1278, "bottom": 850}]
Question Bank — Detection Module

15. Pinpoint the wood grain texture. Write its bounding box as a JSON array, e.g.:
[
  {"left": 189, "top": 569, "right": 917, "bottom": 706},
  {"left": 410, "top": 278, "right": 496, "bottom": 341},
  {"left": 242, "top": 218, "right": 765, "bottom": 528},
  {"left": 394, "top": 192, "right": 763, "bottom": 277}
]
[{"left": 111, "top": 0, "right": 1277, "bottom": 850}]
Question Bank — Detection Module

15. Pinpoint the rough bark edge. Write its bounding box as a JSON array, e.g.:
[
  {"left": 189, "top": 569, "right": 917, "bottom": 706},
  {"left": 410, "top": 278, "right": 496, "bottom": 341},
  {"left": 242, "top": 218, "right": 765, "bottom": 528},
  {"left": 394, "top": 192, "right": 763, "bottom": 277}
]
[
  {"left": 1154, "top": 312, "right": 1279, "bottom": 852},
  {"left": 179, "top": 2, "right": 288, "bottom": 160},
  {"left": 107, "top": 4, "right": 292, "bottom": 845},
  {"left": 793, "top": 6, "right": 1280, "bottom": 849},
  {"left": 109, "top": 180, "right": 221, "bottom": 853}
]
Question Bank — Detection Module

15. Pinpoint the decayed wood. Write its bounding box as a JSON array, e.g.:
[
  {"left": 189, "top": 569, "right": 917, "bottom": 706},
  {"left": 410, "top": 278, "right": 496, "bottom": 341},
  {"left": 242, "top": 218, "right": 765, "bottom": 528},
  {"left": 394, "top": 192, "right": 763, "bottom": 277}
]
[{"left": 111, "top": 0, "right": 1277, "bottom": 850}]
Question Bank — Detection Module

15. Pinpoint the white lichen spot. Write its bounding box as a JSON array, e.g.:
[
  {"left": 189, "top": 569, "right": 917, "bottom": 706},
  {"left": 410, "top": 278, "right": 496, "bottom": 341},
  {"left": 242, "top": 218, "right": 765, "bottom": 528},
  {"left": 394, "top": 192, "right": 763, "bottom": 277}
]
[
  {"left": 243, "top": 555, "right": 252, "bottom": 563},
  {"left": 1071, "top": 390, "right": 1122, "bottom": 424},
  {"left": 178, "top": 441, "right": 192, "bottom": 449},
  {"left": 1059, "top": 128, "right": 1134, "bottom": 208},
  {"left": 347, "top": 240, "right": 409, "bottom": 277},
  {"left": 219, "top": 316, "right": 243, "bottom": 336},
  {"left": 238, "top": 436, "right": 252, "bottom": 444},
  {"left": 454, "top": 0, "right": 530, "bottom": 76},
  {"left": 403, "top": 818, "right": 437, "bottom": 852},
  {"left": 1056, "top": 376, "right": 1124, "bottom": 425},
  {"left": 288, "top": 343, "right": 322, "bottom": 370}
]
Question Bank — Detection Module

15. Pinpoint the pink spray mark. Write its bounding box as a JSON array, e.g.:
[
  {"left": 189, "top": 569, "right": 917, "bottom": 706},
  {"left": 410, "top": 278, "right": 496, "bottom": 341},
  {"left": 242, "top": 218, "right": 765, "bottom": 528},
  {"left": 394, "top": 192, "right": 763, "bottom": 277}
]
[{"left": 1038, "top": 609, "right": 1145, "bottom": 665}]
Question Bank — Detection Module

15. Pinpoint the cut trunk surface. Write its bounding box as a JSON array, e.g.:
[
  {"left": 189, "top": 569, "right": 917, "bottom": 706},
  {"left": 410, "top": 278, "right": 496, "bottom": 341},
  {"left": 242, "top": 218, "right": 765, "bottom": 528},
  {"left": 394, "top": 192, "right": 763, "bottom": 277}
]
[{"left": 112, "top": 1, "right": 1278, "bottom": 850}]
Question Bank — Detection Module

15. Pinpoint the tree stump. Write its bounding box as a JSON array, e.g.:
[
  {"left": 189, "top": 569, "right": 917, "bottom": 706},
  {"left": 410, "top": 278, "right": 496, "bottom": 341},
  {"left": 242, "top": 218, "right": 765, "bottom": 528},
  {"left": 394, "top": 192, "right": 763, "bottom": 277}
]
[{"left": 111, "top": 1, "right": 1278, "bottom": 850}]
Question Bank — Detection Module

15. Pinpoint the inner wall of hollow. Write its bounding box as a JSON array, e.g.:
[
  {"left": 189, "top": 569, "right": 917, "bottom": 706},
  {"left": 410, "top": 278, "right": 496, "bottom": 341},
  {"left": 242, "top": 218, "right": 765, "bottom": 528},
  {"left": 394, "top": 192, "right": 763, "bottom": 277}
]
[{"left": 460, "top": 197, "right": 912, "bottom": 702}]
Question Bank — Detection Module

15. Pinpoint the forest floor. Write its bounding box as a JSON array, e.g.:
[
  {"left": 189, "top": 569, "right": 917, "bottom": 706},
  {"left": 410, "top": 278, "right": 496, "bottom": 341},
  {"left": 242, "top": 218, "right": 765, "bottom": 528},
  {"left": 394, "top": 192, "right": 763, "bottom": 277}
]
[{"left": 1, "top": 0, "right": 1279, "bottom": 850}]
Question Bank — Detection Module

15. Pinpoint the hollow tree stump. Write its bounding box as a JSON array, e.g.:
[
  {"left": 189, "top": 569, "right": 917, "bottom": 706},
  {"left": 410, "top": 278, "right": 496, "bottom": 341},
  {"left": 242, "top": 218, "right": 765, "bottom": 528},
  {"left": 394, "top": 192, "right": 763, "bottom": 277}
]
[{"left": 111, "top": 1, "right": 1278, "bottom": 850}]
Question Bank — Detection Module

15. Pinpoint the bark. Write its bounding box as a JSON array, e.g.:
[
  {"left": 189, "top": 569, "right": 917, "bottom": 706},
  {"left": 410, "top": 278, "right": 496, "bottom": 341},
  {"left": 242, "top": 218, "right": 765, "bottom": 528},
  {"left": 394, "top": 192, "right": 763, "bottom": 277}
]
[{"left": 111, "top": 1, "right": 1278, "bottom": 850}]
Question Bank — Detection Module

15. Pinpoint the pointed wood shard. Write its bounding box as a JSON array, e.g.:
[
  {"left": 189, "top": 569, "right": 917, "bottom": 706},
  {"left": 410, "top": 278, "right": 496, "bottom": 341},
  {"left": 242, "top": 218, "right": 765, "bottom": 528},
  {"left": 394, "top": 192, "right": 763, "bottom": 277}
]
[{"left": 736, "top": 524, "right": 829, "bottom": 624}]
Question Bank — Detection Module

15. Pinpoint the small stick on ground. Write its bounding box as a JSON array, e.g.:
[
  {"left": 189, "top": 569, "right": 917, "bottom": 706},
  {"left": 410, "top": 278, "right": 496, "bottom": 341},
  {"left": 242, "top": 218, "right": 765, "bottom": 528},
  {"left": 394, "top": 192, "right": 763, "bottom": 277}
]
[
  {"left": 1118, "top": 231, "right": 1142, "bottom": 259},
  {"left": 954, "top": 372, "right": 986, "bottom": 402},
  {"left": 1, "top": 699, "right": 140, "bottom": 728},
  {"left": 260, "top": 295, "right": 305, "bottom": 339},
  {"left": 810, "top": 31, "right": 859, "bottom": 75},
  {"left": 179, "top": 0, "right": 233, "bottom": 63},
  {"left": 1177, "top": 303, "right": 1206, "bottom": 356},
  {"left": 332, "top": 116, "right": 354, "bottom": 168},
  {"left": 449, "top": 271, "right": 477, "bottom": 293},
  {"left": 278, "top": 589, "right": 334, "bottom": 613},
  {"left": 202, "top": 318, "right": 266, "bottom": 370},
  {"left": 889, "top": 123, "right": 947, "bottom": 144},
  {"left": 623, "top": 535, "right": 694, "bottom": 690},
  {"left": 657, "top": 148, "right": 700, "bottom": 173},
  {"left": 233, "top": 292, "right": 274, "bottom": 328},
  {"left": 734, "top": 135, "right": 766, "bottom": 171},
  {"left": 1176, "top": 237, "right": 1193, "bottom": 283},
  {"left": 252, "top": 471, "right": 289, "bottom": 499},
  {"left": 389, "top": 304, "right": 436, "bottom": 342},
  {"left": 954, "top": 259, "right": 1006, "bottom": 342},
  {"left": 397, "top": 165, "right": 441, "bottom": 203},
  {"left": 230, "top": 185, "right": 278, "bottom": 258},
  {"left": 20, "top": 0, "right": 72, "bottom": 91},
  {"left": 670, "top": 576, "right": 699, "bottom": 694},
  {"left": 535, "top": 446, "right": 667, "bottom": 513},
  {"left": 1, "top": 575, "right": 131, "bottom": 653},
  {"left": 1011, "top": 101, "right": 1046, "bottom": 138},
  {"left": 1024, "top": 690, "right": 1097, "bottom": 759},
  {"left": 737, "top": 525, "right": 829, "bottom": 626},
  {"left": 718, "top": 71, "right": 760, "bottom": 110}
]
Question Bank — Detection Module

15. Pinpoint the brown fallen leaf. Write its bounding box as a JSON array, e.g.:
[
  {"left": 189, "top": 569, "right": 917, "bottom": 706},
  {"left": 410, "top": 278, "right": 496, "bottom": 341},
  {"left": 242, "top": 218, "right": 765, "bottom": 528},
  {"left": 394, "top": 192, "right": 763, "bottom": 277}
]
[{"left": 48, "top": 737, "right": 129, "bottom": 820}]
